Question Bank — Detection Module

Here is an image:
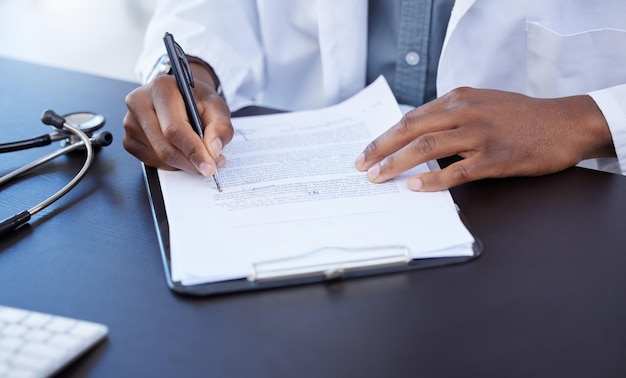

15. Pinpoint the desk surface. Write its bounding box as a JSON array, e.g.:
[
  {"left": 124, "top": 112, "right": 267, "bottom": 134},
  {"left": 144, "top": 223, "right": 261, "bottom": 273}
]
[{"left": 1, "top": 57, "right": 626, "bottom": 377}]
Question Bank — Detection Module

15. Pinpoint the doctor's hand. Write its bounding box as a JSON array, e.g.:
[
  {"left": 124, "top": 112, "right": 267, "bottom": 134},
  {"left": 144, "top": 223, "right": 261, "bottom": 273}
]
[
  {"left": 355, "top": 87, "right": 615, "bottom": 191},
  {"left": 123, "top": 62, "right": 233, "bottom": 176}
]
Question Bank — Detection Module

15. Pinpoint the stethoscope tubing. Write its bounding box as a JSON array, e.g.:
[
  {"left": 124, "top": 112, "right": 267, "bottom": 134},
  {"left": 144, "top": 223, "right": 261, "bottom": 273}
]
[
  {"left": 0, "top": 134, "right": 52, "bottom": 153},
  {"left": 0, "top": 129, "right": 81, "bottom": 154},
  {"left": 28, "top": 121, "right": 94, "bottom": 215},
  {"left": 1, "top": 121, "right": 92, "bottom": 218},
  {"left": 0, "top": 134, "right": 98, "bottom": 187},
  {"left": 0, "top": 111, "right": 110, "bottom": 236}
]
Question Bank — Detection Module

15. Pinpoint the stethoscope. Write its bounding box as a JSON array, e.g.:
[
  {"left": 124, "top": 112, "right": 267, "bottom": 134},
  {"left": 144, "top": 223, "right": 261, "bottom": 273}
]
[{"left": 0, "top": 109, "right": 112, "bottom": 236}]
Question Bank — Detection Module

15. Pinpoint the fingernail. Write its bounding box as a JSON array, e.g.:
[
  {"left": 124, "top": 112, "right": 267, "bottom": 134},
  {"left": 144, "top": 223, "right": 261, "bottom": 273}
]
[
  {"left": 408, "top": 177, "right": 423, "bottom": 191},
  {"left": 355, "top": 153, "right": 365, "bottom": 170},
  {"left": 211, "top": 138, "right": 223, "bottom": 157},
  {"left": 198, "top": 162, "right": 214, "bottom": 177},
  {"left": 367, "top": 164, "right": 381, "bottom": 181}
]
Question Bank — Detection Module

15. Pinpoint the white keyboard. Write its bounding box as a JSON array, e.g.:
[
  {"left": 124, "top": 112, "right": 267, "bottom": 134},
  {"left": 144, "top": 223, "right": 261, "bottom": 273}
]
[{"left": 0, "top": 305, "right": 108, "bottom": 378}]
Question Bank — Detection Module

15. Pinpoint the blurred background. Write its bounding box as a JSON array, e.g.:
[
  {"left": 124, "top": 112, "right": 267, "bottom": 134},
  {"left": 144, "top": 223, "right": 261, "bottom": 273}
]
[{"left": 0, "top": 0, "right": 156, "bottom": 83}]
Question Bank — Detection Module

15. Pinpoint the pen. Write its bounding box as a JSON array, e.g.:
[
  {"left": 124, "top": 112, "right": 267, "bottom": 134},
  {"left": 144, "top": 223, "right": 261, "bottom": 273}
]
[{"left": 163, "top": 32, "right": 222, "bottom": 192}]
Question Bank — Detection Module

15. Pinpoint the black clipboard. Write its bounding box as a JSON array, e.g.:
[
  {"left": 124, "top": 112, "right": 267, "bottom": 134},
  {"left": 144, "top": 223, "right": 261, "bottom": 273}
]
[{"left": 143, "top": 107, "right": 482, "bottom": 296}]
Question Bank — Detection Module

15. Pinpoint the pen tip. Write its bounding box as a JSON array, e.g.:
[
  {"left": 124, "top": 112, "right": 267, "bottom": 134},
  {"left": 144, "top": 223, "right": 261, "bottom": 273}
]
[{"left": 211, "top": 174, "right": 222, "bottom": 192}]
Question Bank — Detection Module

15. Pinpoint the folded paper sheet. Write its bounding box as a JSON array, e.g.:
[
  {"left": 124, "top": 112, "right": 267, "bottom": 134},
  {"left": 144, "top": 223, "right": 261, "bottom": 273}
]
[{"left": 158, "top": 77, "right": 475, "bottom": 285}]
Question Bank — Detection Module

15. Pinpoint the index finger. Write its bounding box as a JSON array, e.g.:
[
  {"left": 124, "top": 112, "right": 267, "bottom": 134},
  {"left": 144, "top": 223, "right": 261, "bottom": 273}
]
[
  {"left": 355, "top": 99, "right": 455, "bottom": 172},
  {"left": 152, "top": 76, "right": 217, "bottom": 176}
]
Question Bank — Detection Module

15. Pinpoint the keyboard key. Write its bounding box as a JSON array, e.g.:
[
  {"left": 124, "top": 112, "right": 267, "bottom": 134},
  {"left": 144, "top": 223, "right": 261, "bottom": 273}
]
[
  {"left": 0, "top": 336, "right": 24, "bottom": 351},
  {"left": 0, "top": 307, "right": 29, "bottom": 323},
  {"left": 2, "top": 323, "right": 28, "bottom": 337},
  {"left": 47, "top": 333, "right": 81, "bottom": 350},
  {"left": 21, "top": 313, "right": 52, "bottom": 329},
  {"left": 0, "top": 305, "right": 107, "bottom": 378},
  {"left": 22, "top": 328, "right": 52, "bottom": 343},
  {"left": 44, "top": 317, "right": 76, "bottom": 333},
  {"left": 70, "top": 322, "right": 107, "bottom": 340}
]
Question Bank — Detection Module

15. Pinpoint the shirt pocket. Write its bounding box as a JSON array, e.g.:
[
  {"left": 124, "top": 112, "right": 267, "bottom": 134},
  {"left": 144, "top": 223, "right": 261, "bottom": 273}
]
[{"left": 526, "top": 21, "right": 626, "bottom": 98}]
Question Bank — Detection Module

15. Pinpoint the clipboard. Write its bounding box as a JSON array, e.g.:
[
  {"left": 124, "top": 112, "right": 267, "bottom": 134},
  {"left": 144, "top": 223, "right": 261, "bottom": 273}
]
[{"left": 143, "top": 138, "right": 482, "bottom": 296}]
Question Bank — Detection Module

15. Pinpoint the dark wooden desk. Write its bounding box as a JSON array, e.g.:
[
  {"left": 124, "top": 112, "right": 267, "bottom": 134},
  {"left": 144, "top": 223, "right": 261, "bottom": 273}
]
[{"left": 1, "top": 57, "right": 625, "bottom": 377}]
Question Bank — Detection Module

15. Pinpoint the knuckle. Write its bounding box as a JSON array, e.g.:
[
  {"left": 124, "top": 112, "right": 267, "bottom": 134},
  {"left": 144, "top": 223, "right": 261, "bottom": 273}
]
[
  {"left": 122, "top": 136, "right": 149, "bottom": 162},
  {"left": 148, "top": 75, "right": 175, "bottom": 98},
  {"left": 380, "top": 154, "right": 395, "bottom": 170},
  {"left": 396, "top": 115, "right": 412, "bottom": 135},
  {"left": 124, "top": 90, "right": 136, "bottom": 108},
  {"left": 122, "top": 135, "right": 136, "bottom": 155},
  {"left": 186, "top": 150, "right": 202, "bottom": 165},
  {"left": 124, "top": 88, "right": 144, "bottom": 111},
  {"left": 150, "top": 74, "right": 171, "bottom": 87},
  {"left": 122, "top": 113, "right": 139, "bottom": 133},
  {"left": 449, "top": 163, "right": 472, "bottom": 183},
  {"left": 122, "top": 113, "right": 132, "bottom": 131},
  {"left": 219, "top": 122, "right": 235, "bottom": 144},
  {"left": 410, "top": 135, "right": 437, "bottom": 155},
  {"left": 156, "top": 142, "right": 179, "bottom": 165},
  {"left": 362, "top": 138, "right": 380, "bottom": 157},
  {"left": 447, "top": 86, "right": 474, "bottom": 101},
  {"left": 161, "top": 121, "right": 183, "bottom": 141},
  {"left": 126, "top": 81, "right": 155, "bottom": 102},
  {"left": 206, "top": 115, "right": 234, "bottom": 135},
  {"left": 442, "top": 87, "right": 476, "bottom": 111}
]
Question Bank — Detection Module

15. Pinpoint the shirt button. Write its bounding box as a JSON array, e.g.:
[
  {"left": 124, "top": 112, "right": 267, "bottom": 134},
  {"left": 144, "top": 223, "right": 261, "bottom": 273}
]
[{"left": 405, "top": 51, "right": 420, "bottom": 66}]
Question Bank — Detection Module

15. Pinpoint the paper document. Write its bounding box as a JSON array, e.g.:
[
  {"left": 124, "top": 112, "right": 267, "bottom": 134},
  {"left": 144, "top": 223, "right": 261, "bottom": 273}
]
[{"left": 158, "top": 77, "right": 475, "bottom": 285}]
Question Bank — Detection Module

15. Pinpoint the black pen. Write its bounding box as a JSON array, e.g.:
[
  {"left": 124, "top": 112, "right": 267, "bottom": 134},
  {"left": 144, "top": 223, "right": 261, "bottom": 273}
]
[{"left": 163, "top": 32, "right": 222, "bottom": 192}]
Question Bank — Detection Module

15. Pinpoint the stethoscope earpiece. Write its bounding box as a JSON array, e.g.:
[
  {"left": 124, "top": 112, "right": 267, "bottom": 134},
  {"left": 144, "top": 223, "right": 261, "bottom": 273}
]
[
  {"left": 0, "top": 109, "right": 111, "bottom": 236},
  {"left": 41, "top": 109, "right": 67, "bottom": 130}
]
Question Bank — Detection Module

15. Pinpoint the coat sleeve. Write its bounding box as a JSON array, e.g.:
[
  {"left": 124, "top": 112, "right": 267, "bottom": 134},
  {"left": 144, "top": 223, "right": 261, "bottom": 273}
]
[
  {"left": 589, "top": 84, "right": 626, "bottom": 175},
  {"left": 135, "top": 0, "right": 264, "bottom": 110}
]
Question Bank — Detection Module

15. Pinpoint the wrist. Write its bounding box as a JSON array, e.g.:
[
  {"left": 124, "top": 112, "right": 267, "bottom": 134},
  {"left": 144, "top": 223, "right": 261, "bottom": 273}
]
[
  {"left": 146, "top": 54, "right": 225, "bottom": 101},
  {"left": 186, "top": 55, "right": 225, "bottom": 101},
  {"left": 568, "top": 95, "right": 616, "bottom": 159}
]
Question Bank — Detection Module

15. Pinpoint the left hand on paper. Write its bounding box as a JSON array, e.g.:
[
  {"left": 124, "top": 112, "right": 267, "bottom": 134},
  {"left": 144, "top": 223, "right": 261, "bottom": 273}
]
[{"left": 355, "top": 87, "right": 615, "bottom": 191}]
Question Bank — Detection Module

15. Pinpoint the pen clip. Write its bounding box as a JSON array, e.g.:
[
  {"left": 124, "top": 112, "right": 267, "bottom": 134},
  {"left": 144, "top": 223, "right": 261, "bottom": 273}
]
[{"left": 173, "top": 41, "right": 195, "bottom": 88}]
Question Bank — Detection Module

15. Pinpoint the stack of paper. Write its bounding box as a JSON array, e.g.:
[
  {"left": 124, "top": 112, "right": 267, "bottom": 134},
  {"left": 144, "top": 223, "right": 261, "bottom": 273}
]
[{"left": 157, "top": 77, "right": 476, "bottom": 286}]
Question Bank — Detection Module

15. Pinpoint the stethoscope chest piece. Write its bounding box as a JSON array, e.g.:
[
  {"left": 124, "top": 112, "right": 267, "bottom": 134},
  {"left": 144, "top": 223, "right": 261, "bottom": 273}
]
[{"left": 59, "top": 112, "right": 107, "bottom": 146}]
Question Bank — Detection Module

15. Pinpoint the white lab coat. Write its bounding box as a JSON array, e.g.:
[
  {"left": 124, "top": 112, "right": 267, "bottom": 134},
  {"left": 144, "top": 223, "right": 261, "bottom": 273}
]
[
  {"left": 137, "top": 0, "right": 626, "bottom": 174},
  {"left": 138, "top": 0, "right": 369, "bottom": 111}
]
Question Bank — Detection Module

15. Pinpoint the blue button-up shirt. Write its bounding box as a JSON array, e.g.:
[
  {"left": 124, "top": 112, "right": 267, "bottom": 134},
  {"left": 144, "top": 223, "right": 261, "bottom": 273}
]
[{"left": 367, "top": 0, "right": 455, "bottom": 107}]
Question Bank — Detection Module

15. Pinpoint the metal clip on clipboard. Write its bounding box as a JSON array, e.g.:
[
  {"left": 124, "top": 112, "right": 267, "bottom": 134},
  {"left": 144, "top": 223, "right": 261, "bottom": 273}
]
[{"left": 249, "top": 246, "right": 412, "bottom": 283}]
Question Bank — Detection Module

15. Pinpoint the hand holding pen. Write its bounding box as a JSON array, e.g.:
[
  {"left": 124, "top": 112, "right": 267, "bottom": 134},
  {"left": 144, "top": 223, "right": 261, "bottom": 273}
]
[{"left": 123, "top": 33, "right": 233, "bottom": 189}]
